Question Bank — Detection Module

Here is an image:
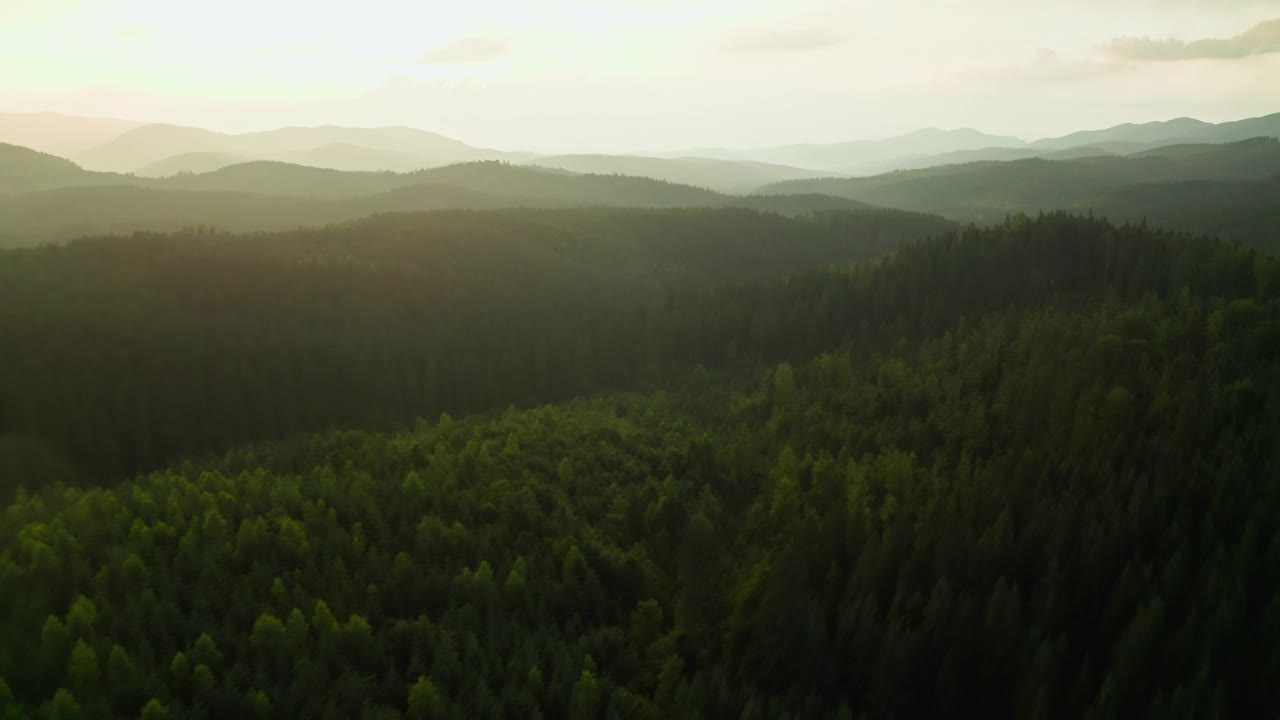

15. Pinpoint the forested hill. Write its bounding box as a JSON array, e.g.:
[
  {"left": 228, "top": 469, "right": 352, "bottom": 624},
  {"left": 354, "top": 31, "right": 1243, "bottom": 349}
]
[
  {"left": 0, "top": 143, "right": 118, "bottom": 193},
  {"left": 3, "top": 213, "right": 1279, "bottom": 718},
  {"left": 757, "top": 138, "right": 1280, "bottom": 237},
  {"left": 0, "top": 153, "right": 886, "bottom": 247},
  {"left": 0, "top": 206, "right": 950, "bottom": 489},
  {"left": 1080, "top": 175, "right": 1280, "bottom": 252}
]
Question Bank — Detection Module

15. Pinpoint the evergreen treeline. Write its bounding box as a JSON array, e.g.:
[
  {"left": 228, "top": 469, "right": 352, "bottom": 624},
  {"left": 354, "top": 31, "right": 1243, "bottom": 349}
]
[
  {"left": 2, "top": 213, "right": 1279, "bottom": 718},
  {"left": 1082, "top": 175, "right": 1280, "bottom": 253},
  {"left": 0, "top": 207, "right": 951, "bottom": 493}
]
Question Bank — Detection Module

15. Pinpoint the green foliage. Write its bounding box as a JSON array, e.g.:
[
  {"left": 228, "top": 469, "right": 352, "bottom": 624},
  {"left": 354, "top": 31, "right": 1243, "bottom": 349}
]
[
  {"left": 406, "top": 676, "right": 445, "bottom": 719},
  {"left": 138, "top": 699, "right": 170, "bottom": 720},
  {"left": 1, "top": 214, "right": 1278, "bottom": 718},
  {"left": 0, "top": 207, "right": 948, "bottom": 493},
  {"left": 46, "top": 689, "right": 80, "bottom": 720}
]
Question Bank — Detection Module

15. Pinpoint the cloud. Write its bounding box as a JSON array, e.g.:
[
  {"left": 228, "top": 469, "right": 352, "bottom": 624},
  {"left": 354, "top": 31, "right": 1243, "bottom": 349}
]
[
  {"left": 728, "top": 29, "right": 842, "bottom": 53},
  {"left": 1103, "top": 18, "right": 1280, "bottom": 61},
  {"left": 415, "top": 37, "right": 508, "bottom": 64}
]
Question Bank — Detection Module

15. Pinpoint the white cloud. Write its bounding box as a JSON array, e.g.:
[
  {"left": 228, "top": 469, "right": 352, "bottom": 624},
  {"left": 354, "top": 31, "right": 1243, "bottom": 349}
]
[{"left": 1103, "top": 18, "right": 1280, "bottom": 60}]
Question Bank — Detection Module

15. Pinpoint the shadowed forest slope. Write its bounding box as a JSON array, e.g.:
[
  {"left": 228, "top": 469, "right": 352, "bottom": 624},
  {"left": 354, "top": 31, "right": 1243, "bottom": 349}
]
[{"left": 2, "top": 214, "right": 1279, "bottom": 719}]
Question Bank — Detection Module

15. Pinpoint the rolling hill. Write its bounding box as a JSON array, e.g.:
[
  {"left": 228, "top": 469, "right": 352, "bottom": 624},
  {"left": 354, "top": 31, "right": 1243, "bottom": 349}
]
[
  {"left": 0, "top": 157, "right": 931, "bottom": 246},
  {"left": 133, "top": 151, "right": 254, "bottom": 177},
  {"left": 75, "top": 122, "right": 532, "bottom": 173},
  {"left": 0, "top": 143, "right": 93, "bottom": 192},
  {"left": 0, "top": 143, "right": 132, "bottom": 193},
  {"left": 0, "top": 112, "right": 145, "bottom": 157},
  {"left": 1078, "top": 175, "right": 1280, "bottom": 252},
  {"left": 666, "top": 127, "right": 1028, "bottom": 174},
  {"left": 758, "top": 138, "right": 1280, "bottom": 226},
  {"left": 0, "top": 205, "right": 954, "bottom": 479},
  {"left": 1030, "top": 116, "right": 1214, "bottom": 150},
  {"left": 1181, "top": 111, "right": 1280, "bottom": 144},
  {"left": 521, "top": 154, "right": 843, "bottom": 193},
  {"left": 666, "top": 111, "right": 1280, "bottom": 175},
  {"left": 2, "top": 214, "right": 1278, "bottom": 718}
]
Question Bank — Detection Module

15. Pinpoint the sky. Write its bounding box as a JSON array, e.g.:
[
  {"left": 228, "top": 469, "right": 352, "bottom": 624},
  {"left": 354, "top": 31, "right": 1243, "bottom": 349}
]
[{"left": 2, "top": 0, "right": 1279, "bottom": 152}]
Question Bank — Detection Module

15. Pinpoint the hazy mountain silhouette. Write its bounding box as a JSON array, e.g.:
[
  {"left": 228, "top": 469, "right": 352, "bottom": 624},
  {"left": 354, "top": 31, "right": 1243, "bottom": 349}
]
[
  {"left": 7, "top": 110, "right": 1279, "bottom": 184},
  {"left": 76, "top": 123, "right": 231, "bottom": 171},
  {"left": 0, "top": 143, "right": 88, "bottom": 191},
  {"left": 1182, "top": 111, "right": 1280, "bottom": 144},
  {"left": 856, "top": 145, "right": 1122, "bottom": 174},
  {"left": 134, "top": 152, "right": 253, "bottom": 177},
  {"left": 669, "top": 128, "right": 1027, "bottom": 173},
  {"left": 0, "top": 112, "right": 146, "bottom": 157},
  {"left": 0, "top": 152, "right": 898, "bottom": 246},
  {"left": 519, "top": 154, "right": 841, "bottom": 193},
  {"left": 135, "top": 144, "right": 478, "bottom": 177},
  {"left": 759, "top": 137, "right": 1280, "bottom": 222},
  {"left": 0, "top": 143, "right": 129, "bottom": 192},
  {"left": 269, "top": 143, "right": 452, "bottom": 173},
  {"left": 1030, "top": 117, "right": 1214, "bottom": 150},
  {"left": 151, "top": 160, "right": 735, "bottom": 204},
  {"left": 75, "top": 123, "right": 532, "bottom": 173},
  {"left": 1, "top": 141, "right": 866, "bottom": 206},
  {"left": 662, "top": 112, "right": 1280, "bottom": 175}
]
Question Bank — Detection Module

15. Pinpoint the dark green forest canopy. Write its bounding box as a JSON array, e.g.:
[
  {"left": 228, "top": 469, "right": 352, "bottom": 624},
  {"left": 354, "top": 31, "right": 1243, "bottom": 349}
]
[
  {"left": 0, "top": 206, "right": 951, "bottom": 492},
  {"left": 1080, "top": 175, "right": 1280, "bottom": 252},
  {"left": 2, "top": 214, "right": 1279, "bottom": 719}
]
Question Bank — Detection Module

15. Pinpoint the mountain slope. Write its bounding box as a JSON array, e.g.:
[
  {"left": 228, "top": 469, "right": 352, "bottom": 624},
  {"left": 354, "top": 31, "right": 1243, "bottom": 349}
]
[
  {"left": 522, "top": 154, "right": 840, "bottom": 193},
  {"left": 75, "top": 122, "right": 529, "bottom": 173},
  {"left": 133, "top": 151, "right": 253, "bottom": 177},
  {"left": 1182, "top": 111, "right": 1280, "bottom": 144},
  {"left": 759, "top": 137, "right": 1280, "bottom": 227},
  {"left": 0, "top": 143, "right": 91, "bottom": 192},
  {"left": 156, "top": 160, "right": 415, "bottom": 197},
  {"left": 1031, "top": 116, "right": 1213, "bottom": 150},
  {"left": 269, "top": 143, "right": 442, "bottom": 172},
  {"left": 667, "top": 111, "right": 1280, "bottom": 176},
  {"left": 0, "top": 206, "right": 951, "bottom": 480},
  {"left": 0, "top": 112, "right": 145, "bottom": 156},
  {"left": 148, "top": 160, "right": 738, "bottom": 204},
  {"left": 76, "top": 123, "right": 233, "bottom": 171},
  {"left": 2, "top": 215, "right": 1278, "bottom": 718},
  {"left": 0, "top": 143, "right": 133, "bottom": 193},
  {"left": 669, "top": 128, "right": 1027, "bottom": 173},
  {"left": 0, "top": 181, "right": 936, "bottom": 248},
  {"left": 1079, "top": 175, "right": 1280, "bottom": 251}
]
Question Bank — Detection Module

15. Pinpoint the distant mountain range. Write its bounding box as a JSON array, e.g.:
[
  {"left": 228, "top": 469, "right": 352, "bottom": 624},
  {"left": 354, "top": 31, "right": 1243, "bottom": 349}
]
[
  {"left": 0, "top": 144, "right": 925, "bottom": 246},
  {"left": 667, "top": 128, "right": 1027, "bottom": 174},
  {"left": 0, "top": 112, "right": 145, "bottom": 157},
  {"left": 74, "top": 122, "right": 534, "bottom": 175},
  {"left": 0, "top": 114, "right": 839, "bottom": 191},
  {"left": 664, "top": 112, "right": 1280, "bottom": 175},
  {"left": 759, "top": 137, "right": 1280, "bottom": 223},
  {"left": 4, "top": 110, "right": 1278, "bottom": 188},
  {"left": 519, "top": 155, "right": 843, "bottom": 193},
  {"left": 2, "top": 110, "right": 1279, "bottom": 251}
]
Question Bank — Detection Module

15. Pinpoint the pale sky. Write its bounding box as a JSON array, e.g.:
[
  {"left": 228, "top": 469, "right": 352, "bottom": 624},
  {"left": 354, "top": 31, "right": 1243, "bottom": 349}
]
[{"left": 2, "top": 0, "right": 1279, "bottom": 152}]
